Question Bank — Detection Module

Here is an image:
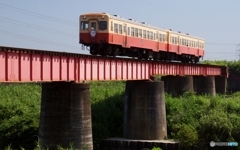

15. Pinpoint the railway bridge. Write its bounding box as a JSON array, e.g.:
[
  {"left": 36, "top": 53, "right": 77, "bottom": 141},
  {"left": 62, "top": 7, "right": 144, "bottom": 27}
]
[{"left": 0, "top": 46, "right": 228, "bottom": 150}]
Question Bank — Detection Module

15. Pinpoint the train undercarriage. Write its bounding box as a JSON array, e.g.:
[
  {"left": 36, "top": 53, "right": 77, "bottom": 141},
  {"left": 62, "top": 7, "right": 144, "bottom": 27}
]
[{"left": 88, "top": 43, "right": 200, "bottom": 63}]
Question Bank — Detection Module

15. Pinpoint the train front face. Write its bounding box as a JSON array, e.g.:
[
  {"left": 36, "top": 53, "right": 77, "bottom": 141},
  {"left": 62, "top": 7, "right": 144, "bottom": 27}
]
[{"left": 79, "top": 13, "right": 109, "bottom": 48}]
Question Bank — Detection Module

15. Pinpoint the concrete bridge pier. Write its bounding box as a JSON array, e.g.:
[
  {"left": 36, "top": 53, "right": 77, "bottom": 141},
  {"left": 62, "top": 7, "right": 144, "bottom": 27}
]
[
  {"left": 161, "top": 75, "right": 177, "bottom": 96},
  {"left": 161, "top": 76, "right": 194, "bottom": 96},
  {"left": 215, "top": 76, "right": 227, "bottom": 94},
  {"left": 193, "top": 76, "right": 216, "bottom": 96},
  {"left": 177, "top": 76, "right": 194, "bottom": 95},
  {"left": 101, "top": 80, "right": 180, "bottom": 150},
  {"left": 123, "top": 80, "right": 167, "bottom": 140},
  {"left": 39, "top": 82, "right": 93, "bottom": 150}
]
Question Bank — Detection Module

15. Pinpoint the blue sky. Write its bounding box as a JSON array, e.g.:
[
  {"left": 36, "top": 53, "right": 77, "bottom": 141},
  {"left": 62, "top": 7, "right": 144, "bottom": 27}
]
[{"left": 0, "top": 0, "right": 240, "bottom": 61}]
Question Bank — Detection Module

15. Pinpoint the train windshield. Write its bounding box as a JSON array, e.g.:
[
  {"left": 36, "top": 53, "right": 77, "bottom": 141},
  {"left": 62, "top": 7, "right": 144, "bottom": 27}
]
[
  {"left": 91, "top": 22, "right": 97, "bottom": 30},
  {"left": 81, "top": 21, "right": 88, "bottom": 30},
  {"left": 99, "top": 21, "right": 107, "bottom": 30}
]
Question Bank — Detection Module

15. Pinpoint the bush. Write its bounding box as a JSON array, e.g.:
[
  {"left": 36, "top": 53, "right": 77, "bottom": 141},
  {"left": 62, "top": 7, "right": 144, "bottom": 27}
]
[
  {"left": 175, "top": 124, "right": 198, "bottom": 149},
  {"left": 0, "top": 83, "right": 41, "bottom": 149}
]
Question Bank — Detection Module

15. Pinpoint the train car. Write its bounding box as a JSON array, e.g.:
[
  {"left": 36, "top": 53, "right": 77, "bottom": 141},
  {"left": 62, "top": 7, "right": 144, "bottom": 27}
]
[{"left": 79, "top": 12, "right": 204, "bottom": 63}]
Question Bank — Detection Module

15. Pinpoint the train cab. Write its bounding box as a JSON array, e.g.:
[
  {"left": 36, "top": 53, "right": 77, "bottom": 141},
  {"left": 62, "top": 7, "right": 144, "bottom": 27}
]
[{"left": 79, "top": 13, "right": 109, "bottom": 47}]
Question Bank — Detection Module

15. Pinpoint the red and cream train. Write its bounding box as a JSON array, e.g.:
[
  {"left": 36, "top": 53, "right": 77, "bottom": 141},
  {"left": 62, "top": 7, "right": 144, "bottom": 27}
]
[{"left": 79, "top": 12, "right": 205, "bottom": 63}]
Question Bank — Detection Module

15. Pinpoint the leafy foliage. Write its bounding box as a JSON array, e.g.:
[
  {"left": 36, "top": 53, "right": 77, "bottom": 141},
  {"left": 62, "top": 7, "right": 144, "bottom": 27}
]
[
  {"left": 0, "top": 83, "right": 41, "bottom": 149},
  {"left": 90, "top": 81, "right": 125, "bottom": 149},
  {"left": 201, "top": 60, "right": 240, "bottom": 72},
  {"left": 1, "top": 82, "right": 240, "bottom": 150}
]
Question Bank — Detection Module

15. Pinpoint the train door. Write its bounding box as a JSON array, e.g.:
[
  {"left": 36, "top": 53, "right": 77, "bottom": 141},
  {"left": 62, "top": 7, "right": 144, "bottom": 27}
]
[
  {"left": 166, "top": 31, "right": 170, "bottom": 51},
  {"left": 156, "top": 31, "right": 159, "bottom": 51},
  {"left": 178, "top": 36, "right": 180, "bottom": 54},
  {"left": 89, "top": 19, "right": 98, "bottom": 41},
  {"left": 123, "top": 24, "right": 127, "bottom": 47}
]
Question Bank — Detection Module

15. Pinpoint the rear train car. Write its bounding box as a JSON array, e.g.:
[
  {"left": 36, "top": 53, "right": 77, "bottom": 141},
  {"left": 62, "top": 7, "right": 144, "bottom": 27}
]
[{"left": 79, "top": 12, "right": 204, "bottom": 63}]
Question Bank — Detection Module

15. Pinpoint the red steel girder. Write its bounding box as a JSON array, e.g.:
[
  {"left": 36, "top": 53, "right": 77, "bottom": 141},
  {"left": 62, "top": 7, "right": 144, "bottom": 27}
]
[{"left": 0, "top": 46, "right": 228, "bottom": 82}]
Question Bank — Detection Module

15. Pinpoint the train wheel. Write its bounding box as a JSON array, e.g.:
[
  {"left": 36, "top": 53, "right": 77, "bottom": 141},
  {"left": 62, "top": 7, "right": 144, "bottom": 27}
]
[
  {"left": 194, "top": 57, "right": 199, "bottom": 63},
  {"left": 190, "top": 56, "right": 195, "bottom": 63},
  {"left": 103, "top": 46, "right": 112, "bottom": 56},
  {"left": 112, "top": 47, "right": 119, "bottom": 57},
  {"left": 137, "top": 49, "right": 143, "bottom": 59},
  {"left": 153, "top": 53, "right": 160, "bottom": 61},
  {"left": 143, "top": 53, "right": 149, "bottom": 60},
  {"left": 90, "top": 45, "right": 98, "bottom": 55},
  {"left": 137, "top": 53, "right": 143, "bottom": 59}
]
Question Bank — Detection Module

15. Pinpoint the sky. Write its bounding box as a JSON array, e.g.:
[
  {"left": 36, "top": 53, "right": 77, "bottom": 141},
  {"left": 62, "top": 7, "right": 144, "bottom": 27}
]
[{"left": 0, "top": 0, "right": 240, "bottom": 61}]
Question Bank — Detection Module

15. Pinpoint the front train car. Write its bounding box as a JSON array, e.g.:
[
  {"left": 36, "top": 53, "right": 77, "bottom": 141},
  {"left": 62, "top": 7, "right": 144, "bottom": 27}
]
[{"left": 79, "top": 13, "right": 110, "bottom": 55}]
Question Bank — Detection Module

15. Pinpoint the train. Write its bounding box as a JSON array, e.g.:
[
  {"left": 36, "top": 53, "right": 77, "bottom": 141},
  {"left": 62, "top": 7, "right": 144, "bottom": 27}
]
[{"left": 79, "top": 12, "right": 205, "bottom": 63}]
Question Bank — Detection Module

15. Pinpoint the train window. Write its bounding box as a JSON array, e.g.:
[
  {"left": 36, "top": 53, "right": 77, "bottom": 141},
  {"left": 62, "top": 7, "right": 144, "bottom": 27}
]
[
  {"left": 172, "top": 37, "right": 174, "bottom": 44},
  {"left": 163, "top": 34, "right": 165, "bottom": 42},
  {"left": 114, "top": 23, "right": 118, "bottom": 33},
  {"left": 147, "top": 31, "right": 149, "bottom": 39},
  {"left": 175, "top": 37, "right": 177, "bottom": 44},
  {"left": 156, "top": 32, "right": 158, "bottom": 40},
  {"left": 160, "top": 34, "right": 162, "bottom": 42},
  {"left": 111, "top": 22, "right": 113, "bottom": 31},
  {"left": 153, "top": 33, "right": 155, "bottom": 40},
  {"left": 124, "top": 25, "right": 127, "bottom": 33},
  {"left": 128, "top": 27, "right": 130, "bottom": 35},
  {"left": 91, "top": 22, "right": 96, "bottom": 30},
  {"left": 119, "top": 24, "right": 123, "bottom": 34},
  {"left": 150, "top": 32, "right": 153, "bottom": 40},
  {"left": 99, "top": 21, "right": 107, "bottom": 30},
  {"left": 179, "top": 39, "right": 181, "bottom": 45},
  {"left": 135, "top": 28, "right": 138, "bottom": 37},
  {"left": 139, "top": 29, "right": 142, "bottom": 38},
  {"left": 80, "top": 21, "right": 88, "bottom": 30},
  {"left": 143, "top": 30, "right": 146, "bottom": 39},
  {"left": 131, "top": 27, "right": 134, "bottom": 36}
]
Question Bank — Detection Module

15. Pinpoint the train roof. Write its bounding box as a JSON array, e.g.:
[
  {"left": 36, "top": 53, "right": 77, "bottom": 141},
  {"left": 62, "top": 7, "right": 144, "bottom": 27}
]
[{"left": 81, "top": 12, "right": 204, "bottom": 41}]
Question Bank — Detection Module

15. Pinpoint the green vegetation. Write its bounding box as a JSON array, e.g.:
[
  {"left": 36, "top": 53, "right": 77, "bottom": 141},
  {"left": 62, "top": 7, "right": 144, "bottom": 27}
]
[
  {"left": 0, "top": 83, "right": 41, "bottom": 149},
  {"left": 0, "top": 82, "right": 240, "bottom": 150},
  {"left": 202, "top": 60, "right": 240, "bottom": 72}
]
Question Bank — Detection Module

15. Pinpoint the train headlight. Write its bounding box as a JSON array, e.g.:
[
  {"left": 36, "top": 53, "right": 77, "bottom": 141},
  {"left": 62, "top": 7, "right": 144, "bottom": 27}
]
[{"left": 90, "top": 30, "right": 96, "bottom": 37}]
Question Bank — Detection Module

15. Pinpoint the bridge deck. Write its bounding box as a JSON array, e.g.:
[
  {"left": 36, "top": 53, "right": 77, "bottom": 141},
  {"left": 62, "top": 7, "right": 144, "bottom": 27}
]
[{"left": 0, "top": 46, "right": 228, "bottom": 82}]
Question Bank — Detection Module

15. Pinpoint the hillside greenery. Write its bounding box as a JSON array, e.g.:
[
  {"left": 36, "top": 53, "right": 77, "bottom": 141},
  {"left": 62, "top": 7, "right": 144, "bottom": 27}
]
[{"left": 0, "top": 82, "right": 240, "bottom": 150}]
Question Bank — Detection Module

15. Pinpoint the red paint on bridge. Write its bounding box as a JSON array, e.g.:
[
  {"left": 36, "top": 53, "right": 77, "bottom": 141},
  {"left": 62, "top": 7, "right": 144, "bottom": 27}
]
[{"left": 0, "top": 46, "right": 227, "bottom": 82}]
